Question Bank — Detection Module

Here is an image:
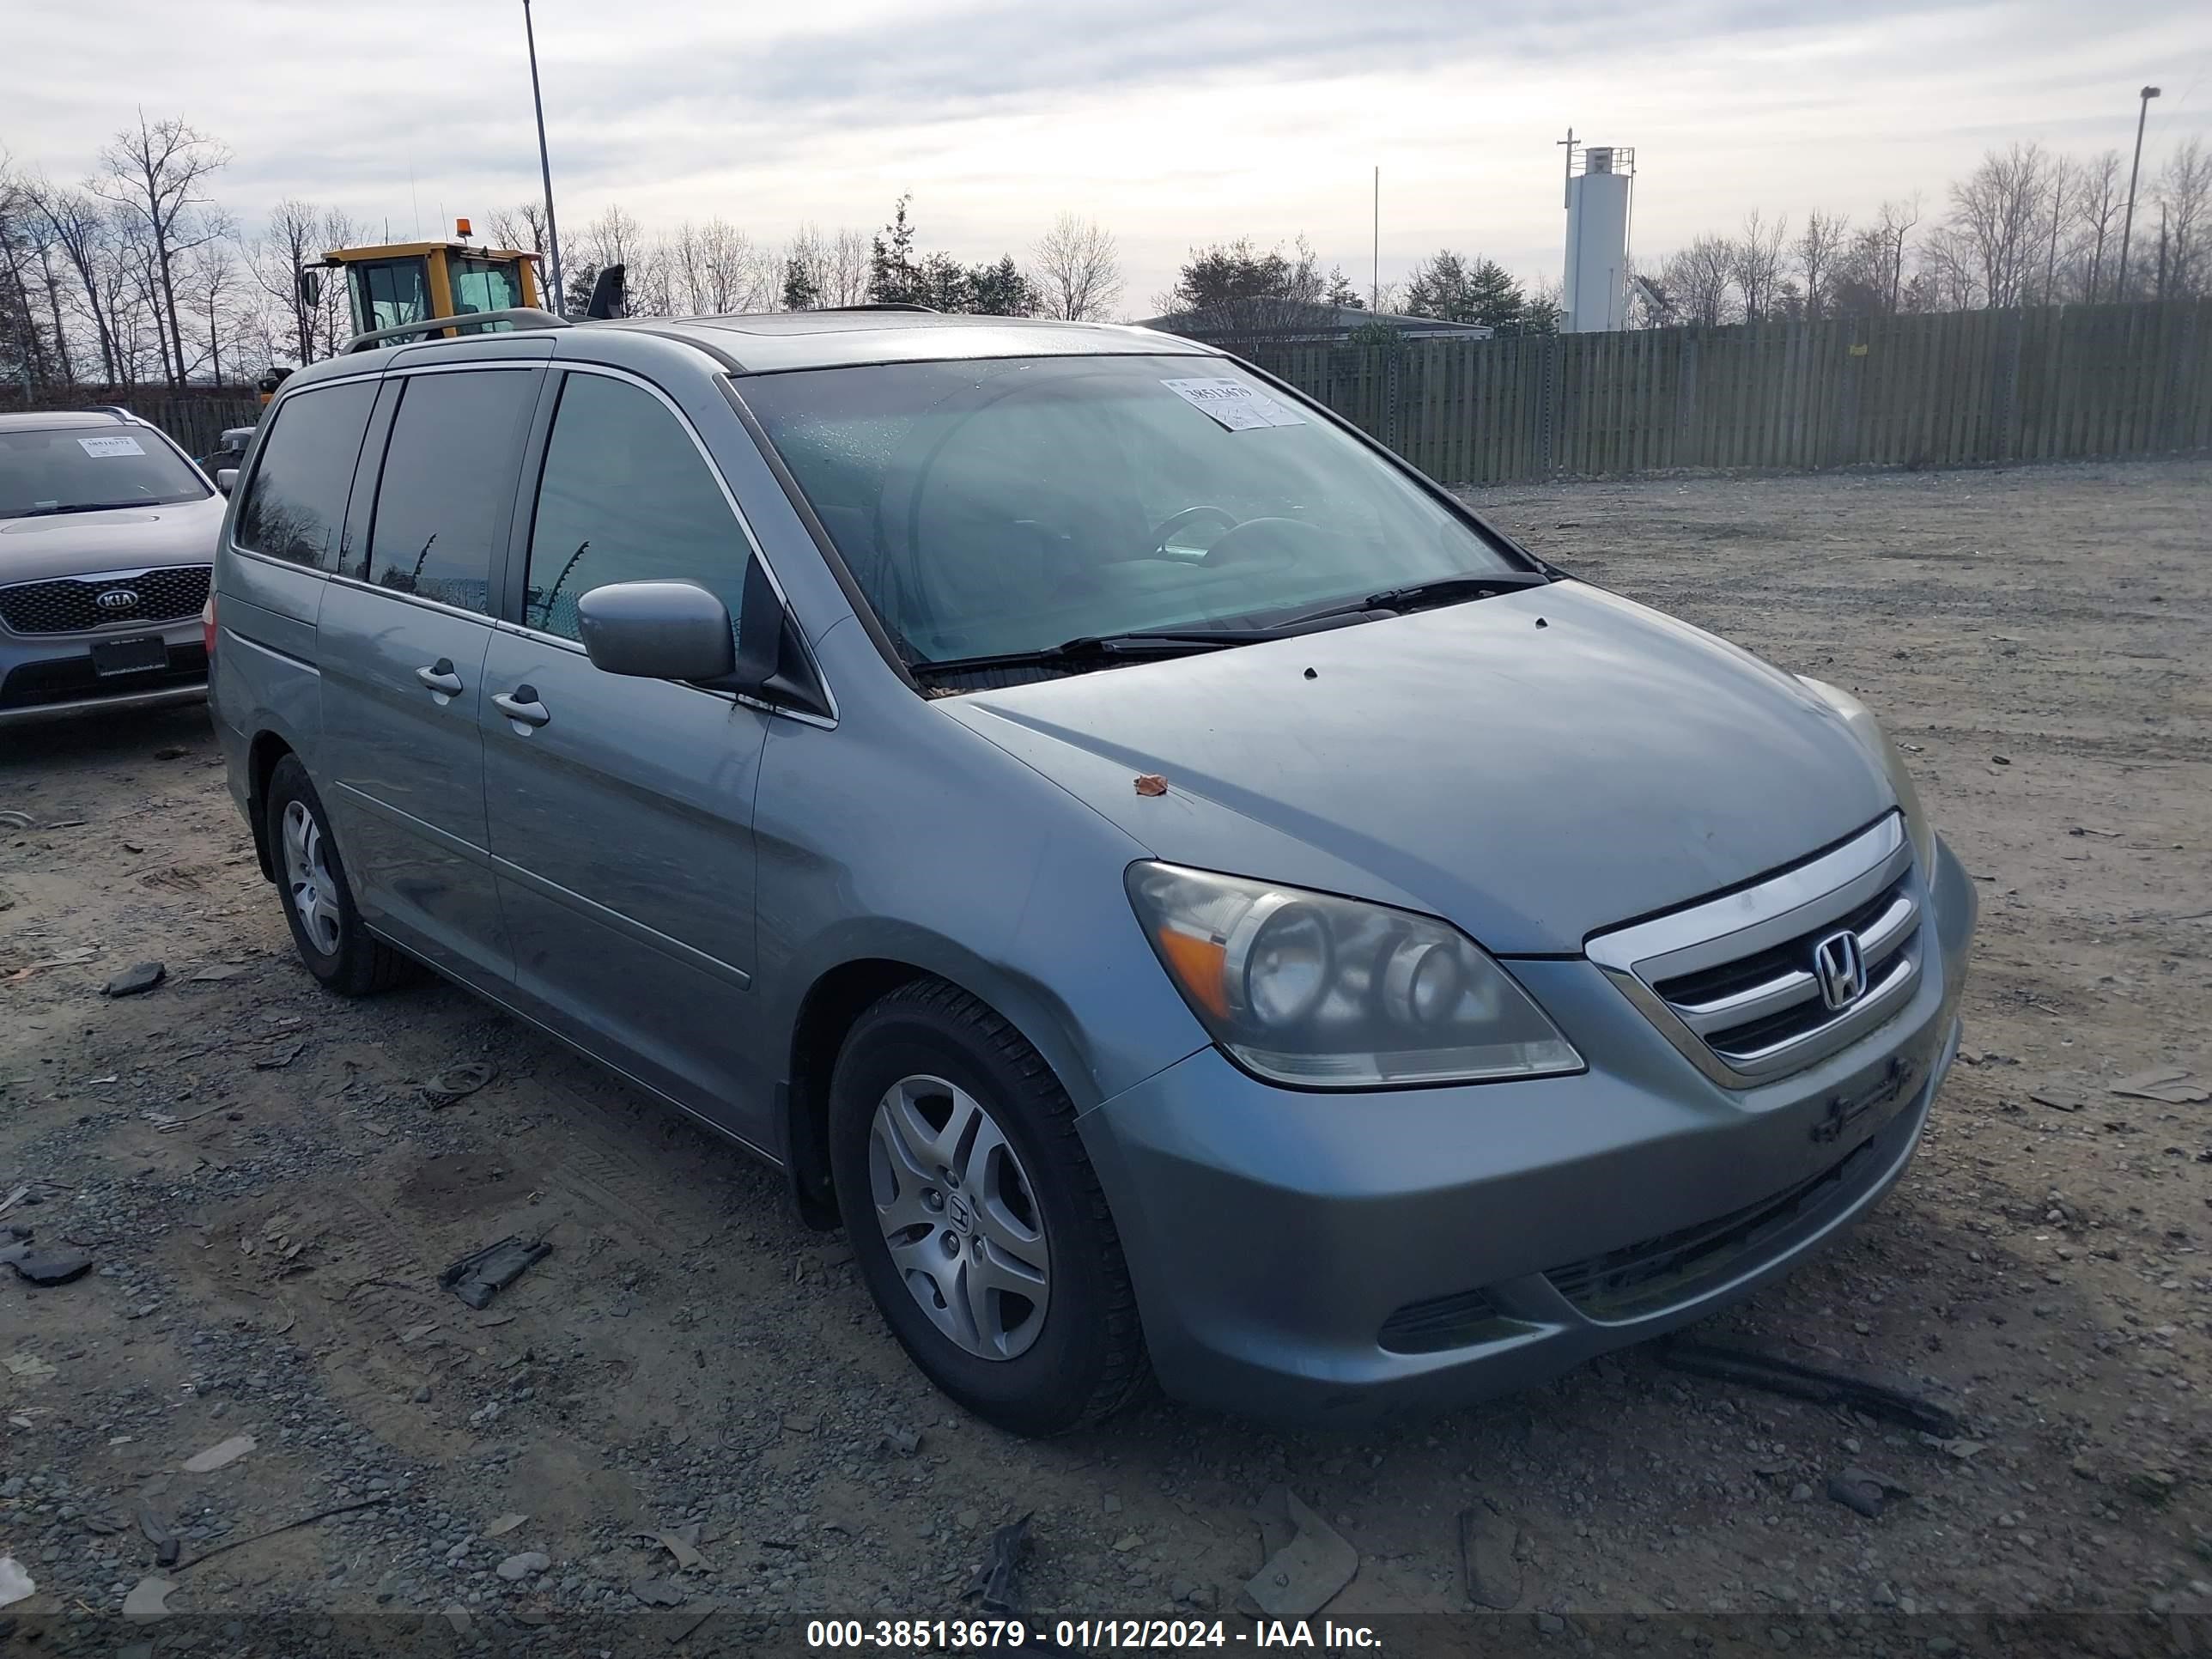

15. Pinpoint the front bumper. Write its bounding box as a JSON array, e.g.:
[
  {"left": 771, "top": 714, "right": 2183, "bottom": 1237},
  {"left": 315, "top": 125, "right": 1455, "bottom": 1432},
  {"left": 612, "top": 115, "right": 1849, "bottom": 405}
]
[
  {"left": 1079, "top": 834, "right": 1977, "bottom": 1422},
  {"left": 0, "top": 619, "right": 207, "bottom": 726}
]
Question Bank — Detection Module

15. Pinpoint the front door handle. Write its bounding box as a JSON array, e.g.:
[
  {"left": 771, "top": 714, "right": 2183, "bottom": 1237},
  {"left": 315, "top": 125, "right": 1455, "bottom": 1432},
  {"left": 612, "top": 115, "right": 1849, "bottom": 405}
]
[
  {"left": 414, "top": 659, "right": 464, "bottom": 697},
  {"left": 492, "top": 687, "right": 550, "bottom": 728}
]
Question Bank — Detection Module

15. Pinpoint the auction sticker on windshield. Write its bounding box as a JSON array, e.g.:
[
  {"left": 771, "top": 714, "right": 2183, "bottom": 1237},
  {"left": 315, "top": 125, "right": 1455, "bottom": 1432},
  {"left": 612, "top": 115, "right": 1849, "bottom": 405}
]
[
  {"left": 1161, "top": 378, "right": 1307, "bottom": 432},
  {"left": 77, "top": 435, "right": 147, "bottom": 458}
]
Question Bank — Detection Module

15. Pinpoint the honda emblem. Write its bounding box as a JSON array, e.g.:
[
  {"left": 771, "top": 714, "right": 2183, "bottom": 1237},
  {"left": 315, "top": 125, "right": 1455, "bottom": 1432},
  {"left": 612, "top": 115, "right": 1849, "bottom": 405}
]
[{"left": 1813, "top": 930, "right": 1868, "bottom": 1012}]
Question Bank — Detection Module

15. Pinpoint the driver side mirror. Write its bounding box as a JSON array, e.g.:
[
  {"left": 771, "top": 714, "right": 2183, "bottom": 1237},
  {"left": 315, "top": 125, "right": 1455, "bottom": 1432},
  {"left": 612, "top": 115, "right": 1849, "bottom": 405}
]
[
  {"left": 296, "top": 269, "right": 322, "bottom": 307},
  {"left": 574, "top": 563, "right": 831, "bottom": 717},
  {"left": 215, "top": 468, "right": 238, "bottom": 496},
  {"left": 576, "top": 580, "right": 735, "bottom": 682}
]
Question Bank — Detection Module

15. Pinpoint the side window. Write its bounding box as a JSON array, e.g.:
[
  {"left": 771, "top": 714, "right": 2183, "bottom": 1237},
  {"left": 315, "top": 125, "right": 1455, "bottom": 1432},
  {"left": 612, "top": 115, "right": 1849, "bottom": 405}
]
[
  {"left": 360, "top": 369, "right": 537, "bottom": 615},
  {"left": 234, "top": 382, "right": 377, "bottom": 569},
  {"left": 524, "top": 373, "right": 746, "bottom": 643}
]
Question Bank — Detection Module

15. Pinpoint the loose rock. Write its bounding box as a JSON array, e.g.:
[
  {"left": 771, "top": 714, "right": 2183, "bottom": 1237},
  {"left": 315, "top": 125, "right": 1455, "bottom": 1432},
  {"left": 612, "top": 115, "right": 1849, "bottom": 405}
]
[{"left": 103, "top": 962, "right": 166, "bottom": 998}]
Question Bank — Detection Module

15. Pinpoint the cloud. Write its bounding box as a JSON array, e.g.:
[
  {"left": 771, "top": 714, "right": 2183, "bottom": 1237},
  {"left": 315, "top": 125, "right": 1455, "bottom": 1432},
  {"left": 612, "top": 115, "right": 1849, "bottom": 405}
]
[{"left": 5, "top": 0, "right": 2203, "bottom": 307}]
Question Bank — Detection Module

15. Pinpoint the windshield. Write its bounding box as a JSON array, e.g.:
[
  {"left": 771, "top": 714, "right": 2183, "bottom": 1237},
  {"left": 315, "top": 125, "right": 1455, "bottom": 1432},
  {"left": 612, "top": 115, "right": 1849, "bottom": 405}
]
[
  {"left": 737, "top": 356, "right": 1522, "bottom": 665},
  {"left": 0, "top": 425, "right": 211, "bottom": 520}
]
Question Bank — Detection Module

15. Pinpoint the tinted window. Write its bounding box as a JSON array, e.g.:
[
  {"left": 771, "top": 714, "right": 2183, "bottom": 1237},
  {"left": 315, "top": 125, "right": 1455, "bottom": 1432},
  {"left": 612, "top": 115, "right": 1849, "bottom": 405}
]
[
  {"left": 524, "top": 373, "right": 745, "bottom": 642},
  {"left": 0, "top": 424, "right": 211, "bottom": 520},
  {"left": 740, "top": 356, "right": 1516, "bottom": 665},
  {"left": 234, "top": 383, "right": 376, "bottom": 568},
  {"left": 361, "top": 369, "right": 536, "bottom": 614}
]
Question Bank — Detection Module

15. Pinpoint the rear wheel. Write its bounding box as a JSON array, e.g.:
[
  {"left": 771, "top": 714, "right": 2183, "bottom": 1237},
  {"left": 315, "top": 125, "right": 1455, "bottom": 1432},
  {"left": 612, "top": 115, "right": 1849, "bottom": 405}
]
[
  {"left": 264, "top": 754, "right": 405, "bottom": 996},
  {"left": 828, "top": 979, "right": 1149, "bottom": 1436}
]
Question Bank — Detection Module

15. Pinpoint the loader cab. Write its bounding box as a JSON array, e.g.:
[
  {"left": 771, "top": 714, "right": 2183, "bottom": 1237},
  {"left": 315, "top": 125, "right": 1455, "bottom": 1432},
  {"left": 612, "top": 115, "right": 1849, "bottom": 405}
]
[{"left": 307, "top": 221, "right": 544, "bottom": 343}]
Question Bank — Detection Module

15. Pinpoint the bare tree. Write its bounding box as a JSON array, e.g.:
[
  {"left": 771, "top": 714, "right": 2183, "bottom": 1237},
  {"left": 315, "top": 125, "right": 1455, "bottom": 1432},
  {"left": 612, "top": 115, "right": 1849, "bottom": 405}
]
[
  {"left": 2154, "top": 137, "right": 2211, "bottom": 300},
  {"left": 2071, "top": 151, "right": 2124, "bottom": 301},
  {"left": 2039, "top": 156, "right": 2075, "bottom": 305},
  {"left": 0, "top": 160, "right": 77, "bottom": 390},
  {"left": 823, "top": 227, "right": 870, "bottom": 307},
  {"left": 251, "top": 198, "right": 328, "bottom": 366},
  {"left": 23, "top": 179, "right": 122, "bottom": 381},
  {"left": 1794, "top": 210, "right": 1849, "bottom": 319},
  {"left": 1729, "top": 210, "right": 1790, "bottom": 320},
  {"left": 1661, "top": 234, "right": 1737, "bottom": 327},
  {"left": 89, "top": 112, "right": 230, "bottom": 389},
  {"left": 1029, "top": 213, "right": 1123, "bottom": 320},
  {"left": 1865, "top": 196, "right": 1920, "bottom": 315},
  {"left": 690, "top": 218, "right": 769, "bottom": 313},
  {"left": 488, "top": 200, "right": 549, "bottom": 256},
  {"left": 0, "top": 159, "right": 56, "bottom": 390},
  {"left": 1948, "top": 143, "right": 2047, "bottom": 308},
  {"left": 781, "top": 223, "right": 870, "bottom": 310},
  {"left": 178, "top": 240, "right": 240, "bottom": 381},
  {"left": 314, "top": 207, "right": 361, "bottom": 354},
  {"left": 1917, "top": 224, "right": 1982, "bottom": 311},
  {"left": 576, "top": 204, "right": 645, "bottom": 273}
]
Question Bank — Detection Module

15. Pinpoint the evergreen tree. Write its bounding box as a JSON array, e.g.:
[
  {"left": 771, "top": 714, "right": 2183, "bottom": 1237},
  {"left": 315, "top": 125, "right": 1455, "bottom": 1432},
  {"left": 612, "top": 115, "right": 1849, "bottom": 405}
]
[
  {"left": 781, "top": 256, "right": 819, "bottom": 311},
  {"left": 868, "top": 194, "right": 922, "bottom": 305},
  {"left": 562, "top": 260, "right": 601, "bottom": 316},
  {"left": 969, "top": 254, "right": 1039, "bottom": 317},
  {"left": 1402, "top": 250, "right": 1528, "bottom": 328}
]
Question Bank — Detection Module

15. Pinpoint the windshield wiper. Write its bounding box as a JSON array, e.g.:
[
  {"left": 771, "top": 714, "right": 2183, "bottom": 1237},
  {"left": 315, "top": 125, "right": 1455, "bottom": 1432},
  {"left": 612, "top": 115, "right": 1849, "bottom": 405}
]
[
  {"left": 8, "top": 502, "right": 141, "bottom": 519},
  {"left": 1272, "top": 569, "right": 1551, "bottom": 630},
  {"left": 908, "top": 629, "right": 1253, "bottom": 680}
]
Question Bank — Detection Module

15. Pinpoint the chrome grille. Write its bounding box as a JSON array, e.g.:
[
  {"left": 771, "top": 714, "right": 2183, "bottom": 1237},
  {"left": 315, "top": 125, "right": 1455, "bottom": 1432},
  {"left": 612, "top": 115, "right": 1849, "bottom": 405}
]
[
  {"left": 1587, "top": 815, "right": 1921, "bottom": 1086},
  {"left": 0, "top": 565, "right": 210, "bottom": 635}
]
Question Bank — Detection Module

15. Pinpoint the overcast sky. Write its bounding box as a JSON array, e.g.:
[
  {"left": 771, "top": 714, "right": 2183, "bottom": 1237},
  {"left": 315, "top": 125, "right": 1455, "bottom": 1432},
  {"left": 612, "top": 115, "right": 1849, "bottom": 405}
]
[{"left": 9, "top": 0, "right": 2207, "bottom": 312}]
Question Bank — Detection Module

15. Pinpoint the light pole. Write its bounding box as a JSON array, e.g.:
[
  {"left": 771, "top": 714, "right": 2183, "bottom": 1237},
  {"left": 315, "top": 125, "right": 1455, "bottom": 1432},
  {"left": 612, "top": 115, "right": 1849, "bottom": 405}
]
[
  {"left": 523, "top": 0, "right": 565, "bottom": 313},
  {"left": 2116, "top": 84, "right": 2160, "bottom": 301}
]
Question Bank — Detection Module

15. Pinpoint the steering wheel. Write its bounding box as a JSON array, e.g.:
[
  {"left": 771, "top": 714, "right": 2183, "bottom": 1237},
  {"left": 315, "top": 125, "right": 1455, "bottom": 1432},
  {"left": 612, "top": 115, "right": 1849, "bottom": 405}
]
[
  {"left": 1199, "top": 515, "right": 1330, "bottom": 567},
  {"left": 1147, "top": 504, "right": 1241, "bottom": 556}
]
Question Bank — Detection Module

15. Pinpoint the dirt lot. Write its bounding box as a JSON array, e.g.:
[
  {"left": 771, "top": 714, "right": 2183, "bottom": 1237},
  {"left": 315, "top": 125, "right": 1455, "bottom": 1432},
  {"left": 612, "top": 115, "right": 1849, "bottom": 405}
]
[{"left": 3, "top": 458, "right": 2208, "bottom": 1650}]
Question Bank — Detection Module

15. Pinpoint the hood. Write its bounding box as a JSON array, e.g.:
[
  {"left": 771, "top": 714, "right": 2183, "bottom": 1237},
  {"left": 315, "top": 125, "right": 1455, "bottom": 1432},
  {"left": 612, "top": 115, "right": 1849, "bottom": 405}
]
[
  {"left": 0, "top": 495, "right": 227, "bottom": 585},
  {"left": 939, "top": 581, "right": 1896, "bottom": 954}
]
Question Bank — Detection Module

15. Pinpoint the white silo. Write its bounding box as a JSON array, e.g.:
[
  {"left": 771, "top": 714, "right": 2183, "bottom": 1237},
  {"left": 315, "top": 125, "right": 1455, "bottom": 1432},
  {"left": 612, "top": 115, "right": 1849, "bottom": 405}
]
[{"left": 1563, "top": 143, "right": 1634, "bottom": 332}]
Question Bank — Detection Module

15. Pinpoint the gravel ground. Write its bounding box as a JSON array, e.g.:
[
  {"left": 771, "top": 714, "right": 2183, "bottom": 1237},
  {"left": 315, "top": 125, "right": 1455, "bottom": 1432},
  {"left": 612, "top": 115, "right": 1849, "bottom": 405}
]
[{"left": 2, "top": 457, "right": 2207, "bottom": 1653}]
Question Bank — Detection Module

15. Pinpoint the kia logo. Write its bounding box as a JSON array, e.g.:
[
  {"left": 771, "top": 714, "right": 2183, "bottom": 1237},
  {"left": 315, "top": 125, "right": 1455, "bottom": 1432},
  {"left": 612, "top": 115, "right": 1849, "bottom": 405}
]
[
  {"left": 1813, "top": 930, "right": 1869, "bottom": 1012},
  {"left": 95, "top": 588, "right": 140, "bottom": 611}
]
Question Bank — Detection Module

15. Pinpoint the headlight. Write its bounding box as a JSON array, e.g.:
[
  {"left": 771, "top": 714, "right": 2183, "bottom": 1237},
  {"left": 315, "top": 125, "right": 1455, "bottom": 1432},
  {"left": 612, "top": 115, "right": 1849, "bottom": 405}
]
[
  {"left": 1798, "top": 677, "right": 1936, "bottom": 873},
  {"left": 1126, "top": 863, "right": 1583, "bottom": 1088}
]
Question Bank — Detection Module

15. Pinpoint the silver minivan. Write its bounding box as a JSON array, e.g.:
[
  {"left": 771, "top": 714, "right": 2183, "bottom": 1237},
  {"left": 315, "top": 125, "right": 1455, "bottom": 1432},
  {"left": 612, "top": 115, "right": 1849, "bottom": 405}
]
[{"left": 212, "top": 311, "right": 1975, "bottom": 1434}]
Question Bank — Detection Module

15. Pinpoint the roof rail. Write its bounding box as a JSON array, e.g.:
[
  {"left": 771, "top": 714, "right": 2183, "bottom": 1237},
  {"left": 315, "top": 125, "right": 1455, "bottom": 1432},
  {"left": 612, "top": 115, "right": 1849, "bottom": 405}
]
[
  {"left": 89, "top": 404, "right": 137, "bottom": 422},
  {"left": 815, "top": 302, "right": 938, "bottom": 314},
  {"left": 343, "top": 307, "right": 572, "bottom": 355}
]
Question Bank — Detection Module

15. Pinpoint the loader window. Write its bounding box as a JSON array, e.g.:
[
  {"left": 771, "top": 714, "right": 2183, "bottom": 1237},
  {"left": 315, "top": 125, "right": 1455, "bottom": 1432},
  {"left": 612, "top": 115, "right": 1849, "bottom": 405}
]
[
  {"left": 349, "top": 257, "right": 432, "bottom": 336},
  {"left": 451, "top": 258, "right": 526, "bottom": 333}
]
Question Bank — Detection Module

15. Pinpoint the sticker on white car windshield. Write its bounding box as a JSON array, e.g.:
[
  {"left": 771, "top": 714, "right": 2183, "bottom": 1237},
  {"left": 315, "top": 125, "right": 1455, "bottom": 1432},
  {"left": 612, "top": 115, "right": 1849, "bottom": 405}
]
[
  {"left": 76, "top": 435, "right": 147, "bottom": 459},
  {"left": 1160, "top": 378, "right": 1308, "bottom": 432}
]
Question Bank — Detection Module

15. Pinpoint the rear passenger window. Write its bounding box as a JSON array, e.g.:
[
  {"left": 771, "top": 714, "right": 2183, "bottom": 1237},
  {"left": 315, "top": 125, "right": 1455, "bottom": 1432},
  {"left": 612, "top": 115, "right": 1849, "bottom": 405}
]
[
  {"left": 235, "top": 382, "right": 376, "bottom": 569},
  {"left": 360, "top": 369, "right": 537, "bottom": 614},
  {"left": 524, "top": 372, "right": 745, "bottom": 642}
]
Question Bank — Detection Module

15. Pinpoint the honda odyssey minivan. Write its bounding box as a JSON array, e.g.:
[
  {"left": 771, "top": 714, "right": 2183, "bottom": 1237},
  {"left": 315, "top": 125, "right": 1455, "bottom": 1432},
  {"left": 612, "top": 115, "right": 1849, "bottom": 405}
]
[{"left": 211, "top": 309, "right": 1975, "bottom": 1434}]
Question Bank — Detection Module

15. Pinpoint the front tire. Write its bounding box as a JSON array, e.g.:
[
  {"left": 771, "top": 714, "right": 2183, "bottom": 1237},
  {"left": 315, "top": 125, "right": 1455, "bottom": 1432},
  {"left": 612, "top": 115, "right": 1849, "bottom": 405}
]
[
  {"left": 828, "top": 979, "right": 1150, "bottom": 1436},
  {"left": 264, "top": 754, "right": 405, "bottom": 996}
]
